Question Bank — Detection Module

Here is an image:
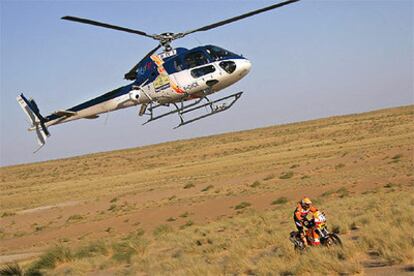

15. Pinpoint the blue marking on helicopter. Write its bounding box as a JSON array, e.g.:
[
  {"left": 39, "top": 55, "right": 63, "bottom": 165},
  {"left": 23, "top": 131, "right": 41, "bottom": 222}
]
[{"left": 45, "top": 84, "right": 133, "bottom": 121}]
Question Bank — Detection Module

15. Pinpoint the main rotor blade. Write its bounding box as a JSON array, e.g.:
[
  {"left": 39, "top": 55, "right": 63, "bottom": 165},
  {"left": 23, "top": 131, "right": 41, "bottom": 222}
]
[
  {"left": 61, "top": 16, "right": 155, "bottom": 39},
  {"left": 181, "top": 0, "right": 300, "bottom": 36},
  {"left": 124, "top": 44, "right": 161, "bottom": 80}
]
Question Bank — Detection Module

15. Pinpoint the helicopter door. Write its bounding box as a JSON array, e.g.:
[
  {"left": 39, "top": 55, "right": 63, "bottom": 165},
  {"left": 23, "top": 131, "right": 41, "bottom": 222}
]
[
  {"left": 190, "top": 64, "right": 219, "bottom": 88},
  {"left": 171, "top": 51, "right": 210, "bottom": 92}
]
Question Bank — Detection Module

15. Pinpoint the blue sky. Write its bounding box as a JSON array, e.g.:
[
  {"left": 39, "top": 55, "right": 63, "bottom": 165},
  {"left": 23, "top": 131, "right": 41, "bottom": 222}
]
[{"left": 1, "top": 0, "right": 413, "bottom": 166}]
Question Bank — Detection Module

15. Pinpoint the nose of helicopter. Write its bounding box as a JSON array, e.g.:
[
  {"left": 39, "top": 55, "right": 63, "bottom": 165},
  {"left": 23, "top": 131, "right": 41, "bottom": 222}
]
[
  {"left": 236, "top": 59, "right": 252, "bottom": 78},
  {"left": 213, "top": 58, "right": 252, "bottom": 91}
]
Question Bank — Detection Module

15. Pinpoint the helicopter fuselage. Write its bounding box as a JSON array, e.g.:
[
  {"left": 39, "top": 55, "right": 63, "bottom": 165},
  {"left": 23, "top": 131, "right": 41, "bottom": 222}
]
[{"left": 42, "top": 45, "right": 251, "bottom": 128}]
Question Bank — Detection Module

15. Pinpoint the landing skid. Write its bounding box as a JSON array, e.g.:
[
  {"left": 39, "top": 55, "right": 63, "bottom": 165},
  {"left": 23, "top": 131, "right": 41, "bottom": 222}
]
[{"left": 142, "top": 91, "right": 243, "bottom": 128}]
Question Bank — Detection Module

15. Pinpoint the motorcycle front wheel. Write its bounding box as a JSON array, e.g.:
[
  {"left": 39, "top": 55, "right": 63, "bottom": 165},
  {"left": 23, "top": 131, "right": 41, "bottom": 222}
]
[{"left": 325, "top": 233, "right": 342, "bottom": 247}]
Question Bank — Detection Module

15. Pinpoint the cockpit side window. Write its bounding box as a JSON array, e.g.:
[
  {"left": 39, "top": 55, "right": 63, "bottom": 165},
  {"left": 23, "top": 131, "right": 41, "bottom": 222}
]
[
  {"left": 206, "top": 46, "right": 236, "bottom": 61},
  {"left": 184, "top": 51, "right": 209, "bottom": 69}
]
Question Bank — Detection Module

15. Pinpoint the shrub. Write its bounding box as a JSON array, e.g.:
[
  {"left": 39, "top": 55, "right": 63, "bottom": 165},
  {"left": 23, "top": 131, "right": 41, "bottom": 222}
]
[
  {"left": 126, "top": 228, "right": 145, "bottom": 239},
  {"left": 75, "top": 240, "right": 108, "bottom": 258},
  {"left": 337, "top": 187, "right": 350, "bottom": 198},
  {"left": 389, "top": 154, "right": 403, "bottom": 163},
  {"left": 322, "top": 190, "right": 335, "bottom": 197},
  {"left": 391, "top": 154, "right": 402, "bottom": 160},
  {"left": 183, "top": 183, "right": 195, "bottom": 189},
  {"left": 34, "top": 225, "right": 45, "bottom": 232},
  {"left": 335, "top": 163, "right": 345, "bottom": 170},
  {"left": 1, "top": 212, "right": 16, "bottom": 217},
  {"left": 66, "top": 214, "right": 84, "bottom": 222},
  {"left": 180, "top": 220, "right": 194, "bottom": 229},
  {"left": 111, "top": 242, "right": 136, "bottom": 263},
  {"left": 179, "top": 212, "right": 190, "bottom": 218},
  {"left": 271, "top": 197, "right": 288, "bottom": 205},
  {"left": 234, "top": 202, "right": 251, "bottom": 210},
  {"left": 0, "top": 263, "right": 23, "bottom": 275},
  {"left": 250, "top": 181, "right": 261, "bottom": 188},
  {"left": 201, "top": 185, "right": 214, "bottom": 192},
  {"left": 29, "top": 245, "right": 72, "bottom": 270},
  {"left": 153, "top": 224, "right": 173, "bottom": 237},
  {"left": 279, "top": 171, "right": 294, "bottom": 179},
  {"left": 384, "top": 183, "right": 396, "bottom": 188}
]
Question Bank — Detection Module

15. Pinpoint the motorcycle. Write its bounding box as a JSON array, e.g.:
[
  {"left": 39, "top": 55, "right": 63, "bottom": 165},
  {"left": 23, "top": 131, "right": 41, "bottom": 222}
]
[{"left": 289, "top": 211, "right": 342, "bottom": 251}]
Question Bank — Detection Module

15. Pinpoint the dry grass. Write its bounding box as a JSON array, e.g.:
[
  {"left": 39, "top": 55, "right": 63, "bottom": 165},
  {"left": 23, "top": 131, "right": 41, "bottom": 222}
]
[{"left": 16, "top": 187, "right": 412, "bottom": 275}]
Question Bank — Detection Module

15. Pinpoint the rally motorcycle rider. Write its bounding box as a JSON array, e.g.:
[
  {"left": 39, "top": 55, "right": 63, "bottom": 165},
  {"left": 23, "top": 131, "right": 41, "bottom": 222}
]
[{"left": 293, "top": 197, "right": 319, "bottom": 247}]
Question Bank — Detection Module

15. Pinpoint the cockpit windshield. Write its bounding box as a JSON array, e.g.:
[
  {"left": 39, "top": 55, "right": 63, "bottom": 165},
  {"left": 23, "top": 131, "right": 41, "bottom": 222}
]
[{"left": 205, "top": 46, "right": 237, "bottom": 61}]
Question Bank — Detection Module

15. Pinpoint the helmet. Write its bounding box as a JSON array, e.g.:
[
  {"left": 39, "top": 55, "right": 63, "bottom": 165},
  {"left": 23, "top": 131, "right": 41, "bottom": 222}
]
[{"left": 301, "top": 197, "right": 312, "bottom": 210}]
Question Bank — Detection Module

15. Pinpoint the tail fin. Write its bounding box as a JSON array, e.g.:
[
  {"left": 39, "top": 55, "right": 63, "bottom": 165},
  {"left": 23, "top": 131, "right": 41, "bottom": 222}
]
[{"left": 17, "top": 93, "right": 50, "bottom": 149}]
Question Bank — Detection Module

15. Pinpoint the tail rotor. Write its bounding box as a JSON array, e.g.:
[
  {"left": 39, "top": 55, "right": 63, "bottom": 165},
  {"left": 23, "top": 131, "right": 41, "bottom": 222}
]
[{"left": 16, "top": 93, "right": 50, "bottom": 152}]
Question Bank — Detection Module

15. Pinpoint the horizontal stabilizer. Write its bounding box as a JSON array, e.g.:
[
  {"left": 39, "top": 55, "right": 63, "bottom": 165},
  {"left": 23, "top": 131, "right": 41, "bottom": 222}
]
[
  {"left": 84, "top": 115, "right": 99, "bottom": 119},
  {"left": 35, "top": 126, "right": 47, "bottom": 147}
]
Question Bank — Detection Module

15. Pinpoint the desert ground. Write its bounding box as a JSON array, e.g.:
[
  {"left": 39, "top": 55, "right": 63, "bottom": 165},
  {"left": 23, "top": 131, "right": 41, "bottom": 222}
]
[{"left": 0, "top": 105, "right": 413, "bottom": 275}]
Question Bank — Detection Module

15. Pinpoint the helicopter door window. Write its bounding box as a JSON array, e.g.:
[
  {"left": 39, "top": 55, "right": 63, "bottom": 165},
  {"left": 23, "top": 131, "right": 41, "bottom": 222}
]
[
  {"left": 184, "top": 51, "right": 209, "bottom": 69},
  {"left": 174, "top": 59, "right": 183, "bottom": 72},
  {"left": 191, "top": 65, "right": 216, "bottom": 78}
]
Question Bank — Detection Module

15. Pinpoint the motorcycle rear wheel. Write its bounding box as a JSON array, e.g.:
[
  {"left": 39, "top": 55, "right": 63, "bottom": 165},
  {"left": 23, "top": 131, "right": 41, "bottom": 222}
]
[
  {"left": 290, "top": 231, "right": 306, "bottom": 252},
  {"left": 294, "top": 242, "right": 306, "bottom": 252}
]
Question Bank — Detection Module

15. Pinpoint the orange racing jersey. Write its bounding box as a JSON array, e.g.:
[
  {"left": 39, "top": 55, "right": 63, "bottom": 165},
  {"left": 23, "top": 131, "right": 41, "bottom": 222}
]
[{"left": 294, "top": 202, "right": 318, "bottom": 221}]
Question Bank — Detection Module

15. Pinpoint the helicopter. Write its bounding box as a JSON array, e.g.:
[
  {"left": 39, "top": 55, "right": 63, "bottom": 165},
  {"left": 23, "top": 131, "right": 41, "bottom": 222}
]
[{"left": 17, "top": 0, "right": 299, "bottom": 151}]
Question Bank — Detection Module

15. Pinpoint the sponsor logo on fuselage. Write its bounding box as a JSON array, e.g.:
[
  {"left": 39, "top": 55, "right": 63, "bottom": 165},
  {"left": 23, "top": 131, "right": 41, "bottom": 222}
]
[
  {"left": 154, "top": 74, "right": 171, "bottom": 92},
  {"left": 183, "top": 82, "right": 200, "bottom": 91},
  {"left": 138, "top": 62, "right": 153, "bottom": 76}
]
